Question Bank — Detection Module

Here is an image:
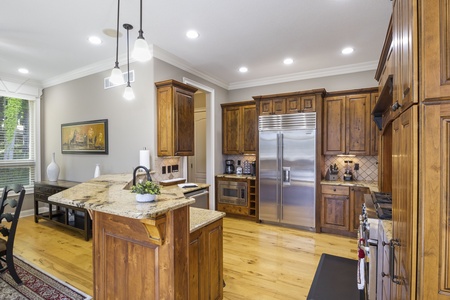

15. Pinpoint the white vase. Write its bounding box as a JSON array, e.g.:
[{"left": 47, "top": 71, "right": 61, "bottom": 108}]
[
  {"left": 47, "top": 152, "right": 60, "bottom": 182},
  {"left": 94, "top": 164, "right": 101, "bottom": 178},
  {"left": 136, "top": 194, "right": 156, "bottom": 203}
]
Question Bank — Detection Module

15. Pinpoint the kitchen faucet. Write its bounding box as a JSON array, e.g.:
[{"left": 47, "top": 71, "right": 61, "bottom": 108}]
[{"left": 132, "top": 165, "right": 152, "bottom": 186}]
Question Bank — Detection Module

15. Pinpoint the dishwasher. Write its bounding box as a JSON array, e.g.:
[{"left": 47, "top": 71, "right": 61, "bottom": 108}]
[{"left": 185, "top": 188, "right": 209, "bottom": 209}]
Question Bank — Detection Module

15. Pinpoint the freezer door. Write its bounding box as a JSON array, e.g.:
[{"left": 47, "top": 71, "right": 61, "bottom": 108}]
[
  {"left": 280, "top": 130, "right": 316, "bottom": 228},
  {"left": 258, "top": 131, "right": 280, "bottom": 222}
]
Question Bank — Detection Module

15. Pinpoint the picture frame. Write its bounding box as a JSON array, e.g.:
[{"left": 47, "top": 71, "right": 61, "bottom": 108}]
[{"left": 61, "top": 119, "right": 108, "bottom": 154}]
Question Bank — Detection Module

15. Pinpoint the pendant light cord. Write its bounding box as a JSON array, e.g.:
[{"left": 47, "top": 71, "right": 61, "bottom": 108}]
[
  {"left": 114, "top": 0, "right": 121, "bottom": 68},
  {"left": 139, "top": 0, "right": 143, "bottom": 38},
  {"left": 126, "top": 25, "right": 130, "bottom": 85}
]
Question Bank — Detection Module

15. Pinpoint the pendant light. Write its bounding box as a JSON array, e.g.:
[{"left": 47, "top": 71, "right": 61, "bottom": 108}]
[
  {"left": 132, "top": 0, "right": 152, "bottom": 62},
  {"left": 123, "top": 23, "right": 135, "bottom": 101},
  {"left": 110, "top": 0, "right": 125, "bottom": 85}
]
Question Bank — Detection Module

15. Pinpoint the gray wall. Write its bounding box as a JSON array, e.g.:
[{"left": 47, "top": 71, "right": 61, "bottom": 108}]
[{"left": 42, "top": 61, "right": 156, "bottom": 182}]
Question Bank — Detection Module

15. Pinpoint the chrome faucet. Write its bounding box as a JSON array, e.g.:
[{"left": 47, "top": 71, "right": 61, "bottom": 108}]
[{"left": 132, "top": 165, "right": 152, "bottom": 186}]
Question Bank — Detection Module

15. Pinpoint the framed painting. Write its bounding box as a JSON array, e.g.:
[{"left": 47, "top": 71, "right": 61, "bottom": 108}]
[{"left": 61, "top": 119, "right": 108, "bottom": 154}]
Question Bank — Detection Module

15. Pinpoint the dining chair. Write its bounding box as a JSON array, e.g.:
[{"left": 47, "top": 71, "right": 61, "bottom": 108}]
[{"left": 0, "top": 184, "right": 26, "bottom": 285}]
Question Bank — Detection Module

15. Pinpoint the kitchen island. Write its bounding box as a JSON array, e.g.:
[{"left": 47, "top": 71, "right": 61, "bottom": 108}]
[{"left": 49, "top": 173, "right": 225, "bottom": 300}]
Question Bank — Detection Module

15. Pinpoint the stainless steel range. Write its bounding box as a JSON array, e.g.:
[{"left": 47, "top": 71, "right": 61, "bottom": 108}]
[{"left": 361, "top": 191, "right": 393, "bottom": 300}]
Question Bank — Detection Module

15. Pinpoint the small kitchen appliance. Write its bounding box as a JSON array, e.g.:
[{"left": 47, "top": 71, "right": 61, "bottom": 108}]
[
  {"left": 225, "top": 160, "right": 235, "bottom": 174},
  {"left": 343, "top": 160, "right": 353, "bottom": 181}
]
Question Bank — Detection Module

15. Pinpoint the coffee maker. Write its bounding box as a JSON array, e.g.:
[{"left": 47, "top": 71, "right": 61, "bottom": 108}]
[{"left": 225, "top": 160, "right": 235, "bottom": 174}]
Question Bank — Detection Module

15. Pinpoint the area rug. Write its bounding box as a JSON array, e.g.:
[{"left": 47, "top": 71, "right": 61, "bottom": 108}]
[{"left": 0, "top": 256, "right": 92, "bottom": 300}]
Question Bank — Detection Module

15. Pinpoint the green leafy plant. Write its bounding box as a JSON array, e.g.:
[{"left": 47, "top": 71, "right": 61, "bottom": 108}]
[{"left": 131, "top": 181, "right": 161, "bottom": 195}]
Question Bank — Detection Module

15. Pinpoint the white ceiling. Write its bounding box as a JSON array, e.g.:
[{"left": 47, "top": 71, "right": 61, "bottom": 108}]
[{"left": 0, "top": 0, "right": 392, "bottom": 90}]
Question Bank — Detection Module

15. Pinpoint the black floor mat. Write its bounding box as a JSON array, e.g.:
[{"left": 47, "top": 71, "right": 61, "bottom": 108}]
[{"left": 307, "top": 253, "right": 363, "bottom": 300}]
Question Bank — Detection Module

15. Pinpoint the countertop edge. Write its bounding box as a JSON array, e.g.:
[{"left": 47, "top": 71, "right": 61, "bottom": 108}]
[{"left": 190, "top": 207, "right": 226, "bottom": 233}]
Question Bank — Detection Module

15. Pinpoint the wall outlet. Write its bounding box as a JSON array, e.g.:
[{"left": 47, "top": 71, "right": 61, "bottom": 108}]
[
  {"left": 172, "top": 164, "right": 179, "bottom": 172},
  {"left": 162, "top": 166, "right": 166, "bottom": 174},
  {"left": 354, "top": 163, "right": 360, "bottom": 171},
  {"left": 167, "top": 165, "right": 172, "bottom": 173}
]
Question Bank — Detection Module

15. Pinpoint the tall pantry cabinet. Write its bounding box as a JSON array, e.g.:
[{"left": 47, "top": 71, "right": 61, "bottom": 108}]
[
  {"left": 377, "top": 0, "right": 450, "bottom": 299},
  {"left": 419, "top": 0, "right": 450, "bottom": 299}
]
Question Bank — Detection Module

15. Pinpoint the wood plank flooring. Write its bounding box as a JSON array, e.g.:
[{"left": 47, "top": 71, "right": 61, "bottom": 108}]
[{"left": 14, "top": 215, "right": 356, "bottom": 299}]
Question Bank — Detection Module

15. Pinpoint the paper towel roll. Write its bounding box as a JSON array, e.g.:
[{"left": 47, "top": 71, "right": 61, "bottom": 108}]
[{"left": 139, "top": 150, "right": 150, "bottom": 169}]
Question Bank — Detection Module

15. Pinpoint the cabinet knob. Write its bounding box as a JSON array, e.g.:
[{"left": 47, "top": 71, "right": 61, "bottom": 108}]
[
  {"left": 382, "top": 241, "right": 389, "bottom": 247},
  {"left": 381, "top": 272, "right": 390, "bottom": 278},
  {"left": 333, "top": 188, "right": 336, "bottom": 192},
  {"left": 391, "top": 101, "right": 402, "bottom": 111}
]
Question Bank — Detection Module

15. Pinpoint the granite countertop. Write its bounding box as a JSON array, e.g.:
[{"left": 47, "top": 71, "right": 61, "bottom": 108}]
[
  {"left": 164, "top": 183, "right": 210, "bottom": 194},
  {"left": 215, "top": 174, "right": 256, "bottom": 180},
  {"left": 48, "top": 173, "right": 196, "bottom": 220},
  {"left": 321, "top": 180, "right": 379, "bottom": 192},
  {"left": 190, "top": 207, "right": 225, "bottom": 233},
  {"left": 381, "top": 220, "right": 392, "bottom": 241}
]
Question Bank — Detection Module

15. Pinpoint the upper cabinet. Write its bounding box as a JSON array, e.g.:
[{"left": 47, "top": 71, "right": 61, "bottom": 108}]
[
  {"left": 323, "top": 89, "right": 378, "bottom": 156},
  {"left": 221, "top": 101, "right": 257, "bottom": 155},
  {"left": 253, "top": 90, "right": 324, "bottom": 116},
  {"left": 156, "top": 80, "right": 198, "bottom": 157}
]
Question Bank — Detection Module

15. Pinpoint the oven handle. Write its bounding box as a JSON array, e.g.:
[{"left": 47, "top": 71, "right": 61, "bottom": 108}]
[{"left": 390, "top": 239, "right": 401, "bottom": 285}]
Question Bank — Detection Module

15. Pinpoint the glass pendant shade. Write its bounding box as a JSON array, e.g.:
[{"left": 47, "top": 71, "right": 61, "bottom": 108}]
[
  {"left": 110, "top": 67, "right": 124, "bottom": 85},
  {"left": 132, "top": 38, "right": 152, "bottom": 62},
  {"left": 123, "top": 84, "right": 135, "bottom": 100}
]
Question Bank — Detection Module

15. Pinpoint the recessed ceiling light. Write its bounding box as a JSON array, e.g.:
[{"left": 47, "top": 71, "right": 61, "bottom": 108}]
[
  {"left": 342, "top": 47, "right": 354, "bottom": 55},
  {"left": 284, "top": 58, "right": 293, "bottom": 65},
  {"left": 186, "top": 30, "right": 199, "bottom": 39},
  {"left": 239, "top": 67, "right": 248, "bottom": 73},
  {"left": 18, "top": 68, "right": 29, "bottom": 74},
  {"left": 89, "top": 36, "right": 102, "bottom": 45}
]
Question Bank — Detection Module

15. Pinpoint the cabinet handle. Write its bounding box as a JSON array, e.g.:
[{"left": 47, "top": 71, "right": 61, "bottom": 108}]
[
  {"left": 381, "top": 272, "right": 390, "bottom": 278},
  {"left": 391, "top": 101, "right": 402, "bottom": 111},
  {"left": 382, "top": 241, "right": 389, "bottom": 247},
  {"left": 390, "top": 239, "right": 401, "bottom": 285},
  {"left": 403, "top": 87, "right": 410, "bottom": 98}
]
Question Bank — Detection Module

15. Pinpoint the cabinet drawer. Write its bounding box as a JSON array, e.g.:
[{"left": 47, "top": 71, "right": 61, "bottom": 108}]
[{"left": 321, "top": 185, "right": 349, "bottom": 196}]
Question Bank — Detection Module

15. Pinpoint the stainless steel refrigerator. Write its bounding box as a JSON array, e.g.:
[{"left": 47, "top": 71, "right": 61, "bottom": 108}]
[{"left": 258, "top": 112, "right": 316, "bottom": 229}]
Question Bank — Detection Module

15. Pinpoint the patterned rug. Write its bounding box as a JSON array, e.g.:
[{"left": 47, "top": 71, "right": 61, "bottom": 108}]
[{"left": 0, "top": 256, "right": 92, "bottom": 300}]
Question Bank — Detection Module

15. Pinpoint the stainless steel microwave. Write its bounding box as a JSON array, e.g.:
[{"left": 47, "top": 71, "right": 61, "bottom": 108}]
[{"left": 217, "top": 180, "right": 247, "bottom": 206}]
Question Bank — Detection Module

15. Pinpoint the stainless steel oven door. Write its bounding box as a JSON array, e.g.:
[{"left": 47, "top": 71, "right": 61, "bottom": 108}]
[{"left": 217, "top": 180, "right": 247, "bottom": 206}]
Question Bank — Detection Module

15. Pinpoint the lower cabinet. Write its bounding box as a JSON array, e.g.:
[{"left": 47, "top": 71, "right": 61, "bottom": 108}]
[
  {"left": 189, "top": 218, "right": 223, "bottom": 300},
  {"left": 320, "top": 184, "right": 370, "bottom": 237},
  {"left": 377, "top": 221, "right": 391, "bottom": 300}
]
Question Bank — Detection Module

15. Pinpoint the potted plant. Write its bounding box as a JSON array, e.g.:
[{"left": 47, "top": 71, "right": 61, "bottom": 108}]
[{"left": 131, "top": 180, "right": 161, "bottom": 203}]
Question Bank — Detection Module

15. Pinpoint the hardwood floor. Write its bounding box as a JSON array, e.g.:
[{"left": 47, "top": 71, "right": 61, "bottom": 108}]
[{"left": 14, "top": 215, "right": 356, "bottom": 299}]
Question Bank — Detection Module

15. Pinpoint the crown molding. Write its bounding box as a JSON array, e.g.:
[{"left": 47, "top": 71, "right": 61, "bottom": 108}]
[
  {"left": 152, "top": 45, "right": 229, "bottom": 90},
  {"left": 227, "top": 61, "right": 379, "bottom": 90}
]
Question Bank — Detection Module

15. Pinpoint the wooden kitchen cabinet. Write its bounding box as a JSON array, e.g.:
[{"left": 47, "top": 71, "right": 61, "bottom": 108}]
[
  {"left": 323, "top": 89, "right": 377, "bottom": 156},
  {"left": 320, "top": 185, "right": 350, "bottom": 236},
  {"left": 215, "top": 176, "right": 257, "bottom": 220},
  {"left": 189, "top": 218, "right": 223, "bottom": 300},
  {"left": 221, "top": 101, "right": 256, "bottom": 155},
  {"left": 349, "top": 186, "right": 370, "bottom": 233},
  {"left": 320, "top": 184, "right": 369, "bottom": 237},
  {"left": 253, "top": 89, "right": 325, "bottom": 116},
  {"left": 156, "top": 79, "right": 198, "bottom": 156}
]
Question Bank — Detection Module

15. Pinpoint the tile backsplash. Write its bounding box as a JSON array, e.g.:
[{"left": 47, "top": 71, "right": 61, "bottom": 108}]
[
  {"left": 323, "top": 155, "right": 378, "bottom": 182},
  {"left": 152, "top": 157, "right": 183, "bottom": 182}
]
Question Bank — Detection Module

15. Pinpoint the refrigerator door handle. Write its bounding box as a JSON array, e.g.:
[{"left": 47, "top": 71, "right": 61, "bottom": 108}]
[{"left": 282, "top": 167, "right": 291, "bottom": 186}]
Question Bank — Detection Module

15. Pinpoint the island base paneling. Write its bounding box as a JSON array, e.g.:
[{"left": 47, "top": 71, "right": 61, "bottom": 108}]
[{"left": 92, "top": 206, "right": 189, "bottom": 300}]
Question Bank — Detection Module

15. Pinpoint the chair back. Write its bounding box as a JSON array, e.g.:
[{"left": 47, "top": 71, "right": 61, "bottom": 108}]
[{"left": 0, "top": 185, "right": 25, "bottom": 246}]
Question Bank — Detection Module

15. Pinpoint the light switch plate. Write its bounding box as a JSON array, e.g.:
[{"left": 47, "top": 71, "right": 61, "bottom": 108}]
[
  {"left": 162, "top": 166, "right": 166, "bottom": 174},
  {"left": 172, "top": 165, "right": 179, "bottom": 172}
]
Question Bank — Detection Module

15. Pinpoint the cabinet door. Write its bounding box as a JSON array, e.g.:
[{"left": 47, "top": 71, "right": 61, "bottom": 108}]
[
  {"left": 420, "top": 103, "right": 450, "bottom": 300},
  {"left": 241, "top": 105, "right": 257, "bottom": 154},
  {"left": 301, "top": 95, "right": 316, "bottom": 112},
  {"left": 392, "top": 106, "right": 418, "bottom": 300},
  {"left": 285, "top": 96, "right": 300, "bottom": 114},
  {"left": 346, "top": 94, "right": 371, "bottom": 155},
  {"left": 370, "top": 93, "right": 380, "bottom": 156},
  {"left": 173, "top": 87, "right": 195, "bottom": 156},
  {"left": 323, "top": 96, "right": 346, "bottom": 155},
  {"left": 222, "top": 106, "right": 241, "bottom": 154},
  {"left": 157, "top": 86, "right": 174, "bottom": 156},
  {"left": 272, "top": 99, "right": 286, "bottom": 115},
  {"left": 349, "top": 187, "right": 370, "bottom": 233},
  {"left": 320, "top": 193, "right": 349, "bottom": 232},
  {"left": 259, "top": 100, "right": 273, "bottom": 115}
]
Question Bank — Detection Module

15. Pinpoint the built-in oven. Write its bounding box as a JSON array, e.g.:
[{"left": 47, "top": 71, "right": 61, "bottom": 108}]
[{"left": 217, "top": 180, "right": 247, "bottom": 206}]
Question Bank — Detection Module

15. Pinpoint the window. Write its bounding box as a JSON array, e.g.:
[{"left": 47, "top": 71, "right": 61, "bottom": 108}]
[{"left": 0, "top": 96, "right": 36, "bottom": 191}]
